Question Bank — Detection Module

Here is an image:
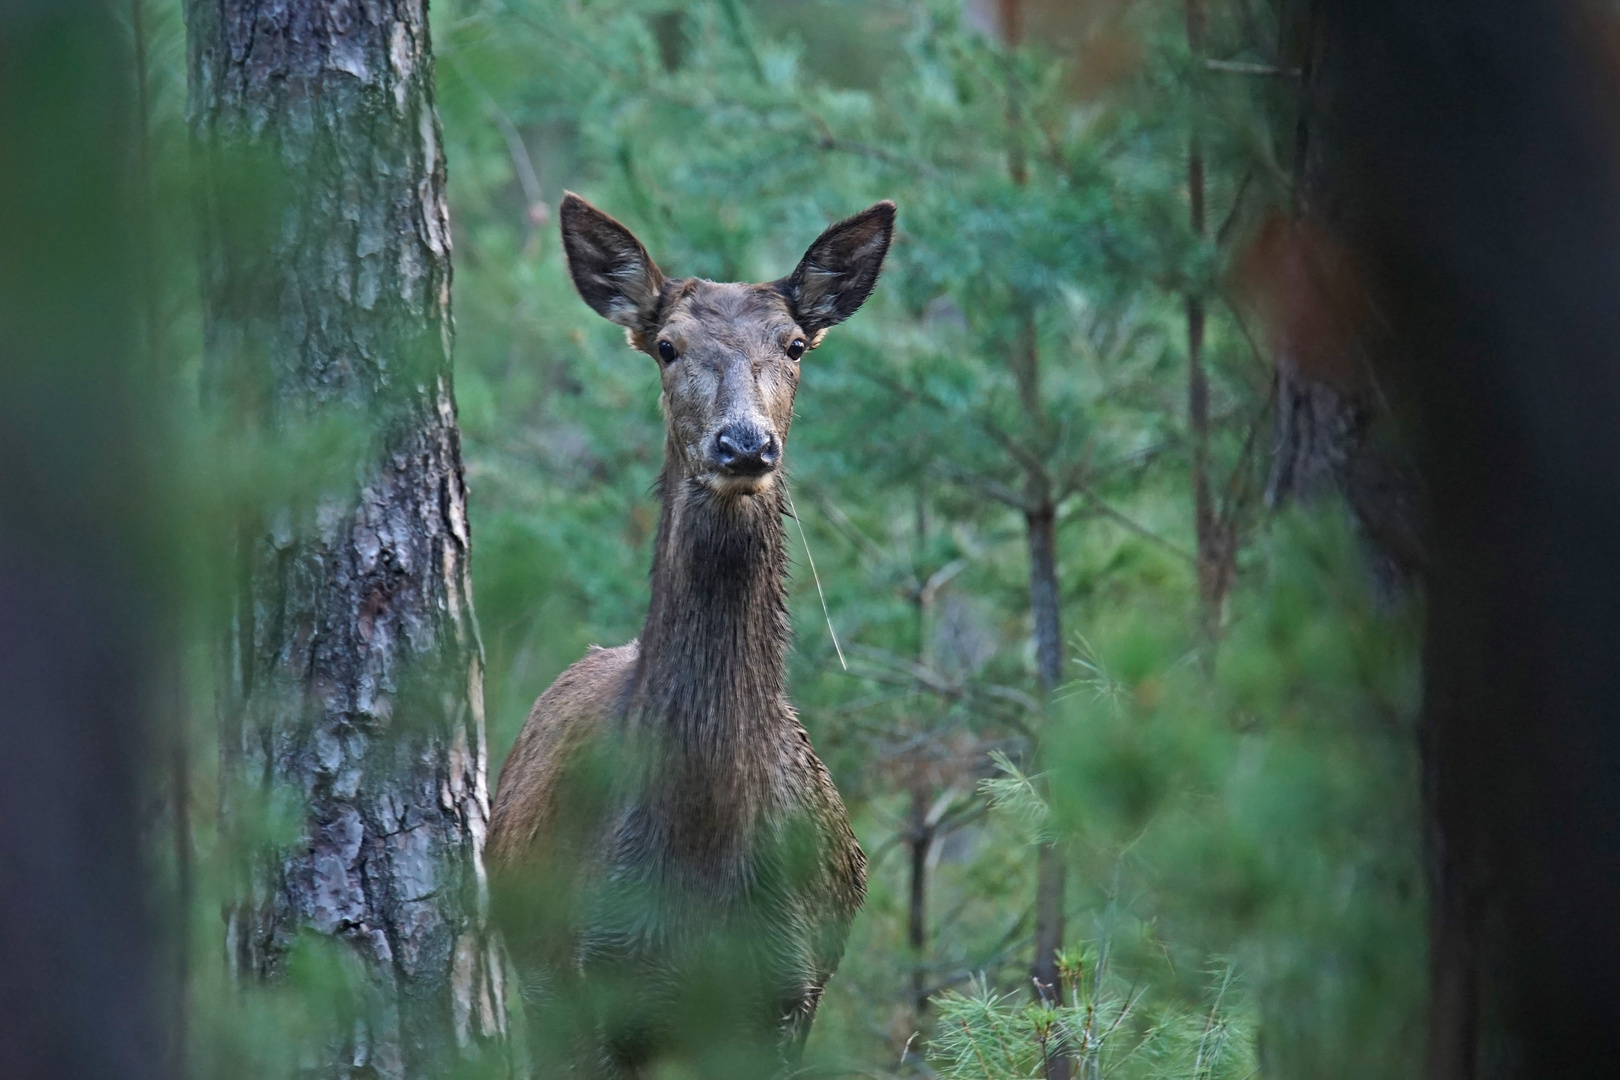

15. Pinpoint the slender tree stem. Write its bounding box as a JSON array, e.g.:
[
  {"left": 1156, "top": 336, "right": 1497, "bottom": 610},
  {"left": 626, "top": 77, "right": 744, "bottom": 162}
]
[
  {"left": 997, "top": 7, "right": 1069, "bottom": 1073},
  {"left": 1027, "top": 502, "right": 1070, "bottom": 1080},
  {"left": 1186, "top": 0, "right": 1228, "bottom": 649},
  {"left": 1033, "top": 841, "right": 1067, "bottom": 1004},
  {"left": 1027, "top": 505, "right": 1063, "bottom": 696},
  {"left": 909, "top": 514, "right": 934, "bottom": 1022},
  {"left": 909, "top": 783, "right": 931, "bottom": 1017}
]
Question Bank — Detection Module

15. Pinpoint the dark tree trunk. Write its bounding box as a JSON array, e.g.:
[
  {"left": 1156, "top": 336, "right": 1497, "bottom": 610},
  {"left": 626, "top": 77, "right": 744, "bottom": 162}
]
[
  {"left": 999, "top": 9, "right": 1068, "bottom": 1070},
  {"left": 186, "top": 2, "right": 505, "bottom": 1076},
  {"left": 904, "top": 518, "right": 946, "bottom": 1030},
  {"left": 1026, "top": 504, "right": 1070, "bottom": 1080},
  {"left": 1026, "top": 507, "right": 1063, "bottom": 701},
  {"left": 1185, "top": 0, "right": 1231, "bottom": 643},
  {"left": 0, "top": 4, "right": 161, "bottom": 1079},
  {"left": 908, "top": 783, "right": 931, "bottom": 1017},
  {"left": 1263, "top": 0, "right": 1423, "bottom": 594},
  {"left": 1315, "top": 1, "right": 1620, "bottom": 1076},
  {"left": 1030, "top": 839, "right": 1066, "bottom": 993}
]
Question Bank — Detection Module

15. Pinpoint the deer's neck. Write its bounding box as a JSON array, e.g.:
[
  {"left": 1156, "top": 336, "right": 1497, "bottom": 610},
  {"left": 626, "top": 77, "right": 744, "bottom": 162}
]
[{"left": 633, "top": 471, "right": 792, "bottom": 757}]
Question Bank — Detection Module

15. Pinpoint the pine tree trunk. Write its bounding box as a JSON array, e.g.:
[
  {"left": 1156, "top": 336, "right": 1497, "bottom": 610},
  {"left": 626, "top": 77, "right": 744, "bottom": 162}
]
[
  {"left": 998, "top": 7, "right": 1068, "bottom": 1070},
  {"left": 1026, "top": 504, "right": 1070, "bottom": 1080},
  {"left": 1184, "top": 0, "right": 1232, "bottom": 647},
  {"left": 908, "top": 783, "right": 931, "bottom": 1017},
  {"left": 186, "top": 2, "right": 505, "bottom": 1076},
  {"left": 1026, "top": 507, "right": 1063, "bottom": 701},
  {"left": 907, "top": 521, "right": 938, "bottom": 1025},
  {"left": 1031, "top": 841, "right": 1066, "bottom": 992}
]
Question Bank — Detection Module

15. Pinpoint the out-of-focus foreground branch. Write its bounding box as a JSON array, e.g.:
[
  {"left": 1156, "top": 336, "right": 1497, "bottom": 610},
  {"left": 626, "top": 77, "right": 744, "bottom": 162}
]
[{"left": 0, "top": 3, "right": 164, "bottom": 1079}]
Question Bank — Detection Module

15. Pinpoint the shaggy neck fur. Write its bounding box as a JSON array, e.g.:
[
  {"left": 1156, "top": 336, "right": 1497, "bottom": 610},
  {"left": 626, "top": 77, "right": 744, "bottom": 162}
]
[{"left": 628, "top": 465, "right": 792, "bottom": 863}]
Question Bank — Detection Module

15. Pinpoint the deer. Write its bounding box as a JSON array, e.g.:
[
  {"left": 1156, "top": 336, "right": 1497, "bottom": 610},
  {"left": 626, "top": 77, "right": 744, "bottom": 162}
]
[{"left": 487, "top": 193, "right": 895, "bottom": 1077}]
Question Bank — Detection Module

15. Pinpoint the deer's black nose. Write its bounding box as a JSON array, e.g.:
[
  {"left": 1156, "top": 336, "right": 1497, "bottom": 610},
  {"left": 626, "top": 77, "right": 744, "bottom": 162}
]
[{"left": 714, "top": 424, "right": 778, "bottom": 475}]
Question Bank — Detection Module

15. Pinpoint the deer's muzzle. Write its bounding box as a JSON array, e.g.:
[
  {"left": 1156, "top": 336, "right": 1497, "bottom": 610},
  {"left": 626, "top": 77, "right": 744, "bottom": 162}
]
[{"left": 713, "top": 423, "right": 779, "bottom": 477}]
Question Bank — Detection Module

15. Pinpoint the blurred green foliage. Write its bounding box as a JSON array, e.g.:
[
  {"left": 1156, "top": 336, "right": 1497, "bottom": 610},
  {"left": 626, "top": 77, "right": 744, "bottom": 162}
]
[{"left": 134, "top": 0, "right": 1424, "bottom": 1075}]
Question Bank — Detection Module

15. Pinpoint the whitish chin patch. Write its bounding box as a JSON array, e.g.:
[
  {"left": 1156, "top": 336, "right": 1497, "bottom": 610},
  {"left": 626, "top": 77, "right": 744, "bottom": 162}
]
[{"left": 702, "top": 472, "right": 777, "bottom": 497}]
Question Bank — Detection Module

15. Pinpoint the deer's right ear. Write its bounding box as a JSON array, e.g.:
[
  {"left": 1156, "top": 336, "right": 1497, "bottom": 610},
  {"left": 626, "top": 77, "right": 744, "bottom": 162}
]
[{"left": 559, "top": 192, "right": 666, "bottom": 332}]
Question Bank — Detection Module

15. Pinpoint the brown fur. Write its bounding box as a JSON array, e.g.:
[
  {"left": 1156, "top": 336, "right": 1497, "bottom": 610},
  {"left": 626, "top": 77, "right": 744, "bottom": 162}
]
[
  {"left": 487, "top": 643, "right": 636, "bottom": 866},
  {"left": 488, "top": 194, "right": 894, "bottom": 1074}
]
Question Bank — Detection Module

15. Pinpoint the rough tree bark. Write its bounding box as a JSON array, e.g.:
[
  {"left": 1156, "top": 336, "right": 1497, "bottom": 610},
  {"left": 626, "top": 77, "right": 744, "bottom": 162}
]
[{"left": 186, "top": 2, "right": 505, "bottom": 1076}]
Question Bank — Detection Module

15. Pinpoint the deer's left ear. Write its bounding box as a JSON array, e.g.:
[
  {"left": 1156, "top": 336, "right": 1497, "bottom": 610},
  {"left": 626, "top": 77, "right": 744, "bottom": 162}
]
[{"left": 776, "top": 201, "right": 895, "bottom": 334}]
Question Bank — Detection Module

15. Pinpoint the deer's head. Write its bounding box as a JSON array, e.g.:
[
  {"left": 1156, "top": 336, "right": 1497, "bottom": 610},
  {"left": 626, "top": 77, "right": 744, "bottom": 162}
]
[{"left": 560, "top": 193, "right": 894, "bottom": 497}]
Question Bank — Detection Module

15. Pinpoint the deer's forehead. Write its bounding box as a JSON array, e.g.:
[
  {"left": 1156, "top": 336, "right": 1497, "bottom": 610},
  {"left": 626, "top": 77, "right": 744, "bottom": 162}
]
[{"left": 660, "top": 282, "right": 797, "bottom": 343}]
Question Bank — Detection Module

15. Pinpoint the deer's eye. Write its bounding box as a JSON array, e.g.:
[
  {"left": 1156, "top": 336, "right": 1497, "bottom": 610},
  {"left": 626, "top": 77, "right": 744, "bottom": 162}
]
[
  {"left": 787, "top": 338, "right": 806, "bottom": 361},
  {"left": 657, "top": 340, "right": 678, "bottom": 364}
]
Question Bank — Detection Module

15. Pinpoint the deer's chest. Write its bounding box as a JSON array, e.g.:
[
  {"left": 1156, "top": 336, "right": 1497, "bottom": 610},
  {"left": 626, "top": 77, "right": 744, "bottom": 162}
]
[{"left": 578, "top": 734, "right": 825, "bottom": 954}]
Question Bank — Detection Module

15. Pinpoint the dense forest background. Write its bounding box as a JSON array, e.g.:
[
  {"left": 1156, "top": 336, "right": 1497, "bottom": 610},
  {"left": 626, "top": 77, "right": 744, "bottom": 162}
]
[
  {"left": 427, "top": 3, "right": 1426, "bottom": 1077},
  {"left": 11, "top": 0, "right": 1449, "bottom": 1077}
]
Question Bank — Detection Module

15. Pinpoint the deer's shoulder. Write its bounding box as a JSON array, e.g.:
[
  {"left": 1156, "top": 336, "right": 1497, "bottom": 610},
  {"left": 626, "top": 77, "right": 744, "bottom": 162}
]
[{"left": 487, "top": 641, "right": 638, "bottom": 867}]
